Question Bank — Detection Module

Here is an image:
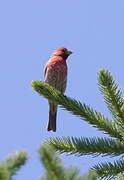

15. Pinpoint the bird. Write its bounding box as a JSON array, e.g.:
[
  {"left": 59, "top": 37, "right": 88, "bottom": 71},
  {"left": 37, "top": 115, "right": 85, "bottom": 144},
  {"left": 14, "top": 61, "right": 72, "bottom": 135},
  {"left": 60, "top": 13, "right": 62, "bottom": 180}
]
[{"left": 44, "top": 47, "right": 72, "bottom": 132}]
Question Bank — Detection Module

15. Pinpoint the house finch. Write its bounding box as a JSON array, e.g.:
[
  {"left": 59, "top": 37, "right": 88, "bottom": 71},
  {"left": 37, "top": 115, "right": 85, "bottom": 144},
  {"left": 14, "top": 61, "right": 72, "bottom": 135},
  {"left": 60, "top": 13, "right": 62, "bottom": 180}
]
[{"left": 44, "top": 47, "right": 72, "bottom": 132}]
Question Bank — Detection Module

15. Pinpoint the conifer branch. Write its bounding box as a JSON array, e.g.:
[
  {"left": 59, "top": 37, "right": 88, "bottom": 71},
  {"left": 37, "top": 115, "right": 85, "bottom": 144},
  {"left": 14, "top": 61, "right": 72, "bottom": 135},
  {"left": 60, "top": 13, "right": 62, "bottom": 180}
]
[
  {"left": 32, "top": 80, "right": 122, "bottom": 140},
  {"left": 47, "top": 137, "right": 124, "bottom": 157},
  {"left": 39, "top": 144, "right": 65, "bottom": 180},
  {"left": 98, "top": 69, "right": 124, "bottom": 126},
  {"left": 116, "top": 174, "right": 124, "bottom": 180},
  {"left": 82, "top": 171, "right": 98, "bottom": 180},
  {"left": 0, "top": 166, "right": 10, "bottom": 180},
  {"left": 0, "top": 151, "right": 28, "bottom": 178},
  {"left": 32, "top": 69, "right": 124, "bottom": 179},
  {"left": 39, "top": 144, "right": 84, "bottom": 180},
  {"left": 92, "top": 159, "right": 124, "bottom": 180}
]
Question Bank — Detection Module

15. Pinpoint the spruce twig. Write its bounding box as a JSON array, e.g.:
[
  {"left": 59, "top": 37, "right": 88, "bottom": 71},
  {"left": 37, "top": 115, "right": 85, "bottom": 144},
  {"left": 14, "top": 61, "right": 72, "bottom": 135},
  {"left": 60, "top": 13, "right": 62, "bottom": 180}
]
[{"left": 32, "top": 80, "right": 121, "bottom": 140}]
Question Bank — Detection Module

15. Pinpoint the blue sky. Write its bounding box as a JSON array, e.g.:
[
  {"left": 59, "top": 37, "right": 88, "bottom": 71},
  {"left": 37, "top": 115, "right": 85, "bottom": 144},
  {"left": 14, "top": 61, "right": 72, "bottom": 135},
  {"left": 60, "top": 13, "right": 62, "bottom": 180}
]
[{"left": 0, "top": 0, "right": 124, "bottom": 179}]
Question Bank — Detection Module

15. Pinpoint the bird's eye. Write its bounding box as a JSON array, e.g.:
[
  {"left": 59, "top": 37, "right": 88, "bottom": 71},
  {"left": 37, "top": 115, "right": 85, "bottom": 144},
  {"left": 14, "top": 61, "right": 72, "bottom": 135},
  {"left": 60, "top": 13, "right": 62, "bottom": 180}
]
[{"left": 61, "top": 49, "right": 65, "bottom": 52}]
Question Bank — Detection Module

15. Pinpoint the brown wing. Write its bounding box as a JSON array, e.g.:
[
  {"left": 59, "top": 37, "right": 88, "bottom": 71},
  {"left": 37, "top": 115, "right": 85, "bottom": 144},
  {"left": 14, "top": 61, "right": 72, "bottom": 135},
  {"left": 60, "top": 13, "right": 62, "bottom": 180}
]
[{"left": 44, "top": 64, "right": 47, "bottom": 78}]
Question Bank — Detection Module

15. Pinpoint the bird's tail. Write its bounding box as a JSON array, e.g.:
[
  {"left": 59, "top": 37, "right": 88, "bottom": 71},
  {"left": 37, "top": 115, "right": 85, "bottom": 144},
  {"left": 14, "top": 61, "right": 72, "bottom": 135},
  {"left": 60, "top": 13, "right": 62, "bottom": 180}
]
[{"left": 47, "top": 102, "right": 57, "bottom": 132}]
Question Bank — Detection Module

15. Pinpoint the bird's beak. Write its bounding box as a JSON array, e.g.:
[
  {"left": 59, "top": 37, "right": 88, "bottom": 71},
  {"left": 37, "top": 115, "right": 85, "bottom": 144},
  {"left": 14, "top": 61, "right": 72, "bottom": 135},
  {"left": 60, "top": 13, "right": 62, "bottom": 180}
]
[{"left": 66, "top": 50, "right": 73, "bottom": 55}]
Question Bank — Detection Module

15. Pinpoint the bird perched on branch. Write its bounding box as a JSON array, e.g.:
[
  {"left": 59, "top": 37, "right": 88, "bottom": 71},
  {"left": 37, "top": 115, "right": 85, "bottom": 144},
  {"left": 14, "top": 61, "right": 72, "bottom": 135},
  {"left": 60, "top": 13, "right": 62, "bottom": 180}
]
[{"left": 44, "top": 47, "right": 72, "bottom": 132}]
